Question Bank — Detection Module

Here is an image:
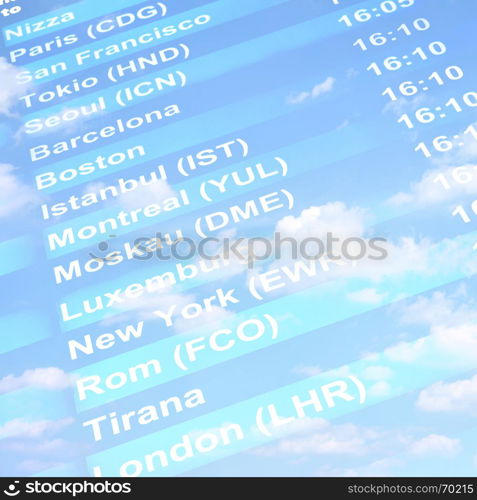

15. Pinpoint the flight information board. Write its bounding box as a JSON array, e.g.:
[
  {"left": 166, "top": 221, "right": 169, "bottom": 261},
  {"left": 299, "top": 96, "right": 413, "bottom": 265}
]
[{"left": 0, "top": 0, "right": 477, "bottom": 484}]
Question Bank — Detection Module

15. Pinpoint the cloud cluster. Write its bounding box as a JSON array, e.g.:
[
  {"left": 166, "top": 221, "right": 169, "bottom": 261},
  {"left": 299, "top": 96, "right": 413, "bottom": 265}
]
[
  {"left": 387, "top": 164, "right": 477, "bottom": 208},
  {"left": 0, "top": 417, "right": 81, "bottom": 475},
  {"left": 409, "top": 434, "right": 461, "bottom": 457},
  {"left": 276, "top": 203, "right": 367, "bottom": 241},
  {"left": 383, "top": 289, "right": 477, "bottom": 369},
  {"left": 287, "top": 77, "right": 336, "bottom": 105},
  {"left": 387, "top": 120, "right": 477, "bottom": 209},
  {"left": 0, "top": 367, "right": 73, "bottom": 394},
  {"left": 0, "top": 57, "right": 27, "bottom": 116},
  {"left": 0, "top": 418, "right": 73, "bottom": 439},
  {"left": 252, "top": 417, "right": 458, "bottom": 466},
  {"left": 0, "top": 163, "right": 39, "bottom": 218},
  {"left": 417, "top": 374, "right": 477, "bottom": 414}
]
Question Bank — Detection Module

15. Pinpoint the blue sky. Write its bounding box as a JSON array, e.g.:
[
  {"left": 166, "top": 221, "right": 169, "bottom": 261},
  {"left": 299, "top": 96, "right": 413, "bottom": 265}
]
[{"left": 1, "top": 0, "right": 477, "bottom": 477}]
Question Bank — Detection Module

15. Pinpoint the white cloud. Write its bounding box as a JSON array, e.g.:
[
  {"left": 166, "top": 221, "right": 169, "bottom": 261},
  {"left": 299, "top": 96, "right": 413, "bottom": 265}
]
[
  {"left": 431, "top": 323, "right": 477, "bottom": 362},
  {"left": 387, "top": 120, "right": 477, "bottom": 209},
  {"left": 287, "top": 77, "right": 335, "bottom": 105},
  {"left": 276, "top": 203, "right": 367, "bottom": 241},
  {"left": 380, "top": 290, "right": 477, "bottom": 374},
  {"left": 0, "top": 164, "right": 39, "bottom": 218},
  {"left": 6, "top": 438, "right": 74, "bottom": 455},
  {"left": 18, "top": 459, "right": 65, "bottom": 474},
  {"left": 387, "top": 164, "right": 477, "bottom": 208},
  {"left": 253, "top": 415, "right": 460, "bottom": 470},
  {"left": 0, "top": 367, "right": 73, "bottom": 394},
  {"left": 110, "top": 282, "right": 237, "bottom": 335},
  {"left": 384, "top": 323, "right": 477, "bottom": 370},
  {"left": 253, "top": 419, "right": 371, "bottom": 457},
  {"left": 368, "top": 381, "right": 392, "bottom": 398},
  {"left": 252, "top": 419, "right": 409, "bottom": 458},
  {"left": 437, "top": 121, "right": 477, "bottom": 166},
  {"left": 347, "top": 233, "right": 474, "bottom": 284},
  {"left": 273, "top": 203, "right": 436, "bottom": 283},
  {"left": 384, "top": 321, "right": 477, "bottom": 368},
  {"left": 399, "top": 290, "right": 476, "bottom": 327},
  {"left": 174, "top": 304, "right": 235, "bottom": 334},
  {"left": 292, "top": 364, "right": 322, "bottom": 377},
  {"left": 118, "top": 178, "right": 177, "bottom": 211},
  {"left": 82, "top": 177, "right": 178, "bottom": 214},
  {"left": 347, "top": 288, "right": 388, "bottom": 305},
  {"left": 112, "top": 285, "right": 194, "bottom": 320},
  {"left": 362, "top": 365, "right": 394, "bottom": 398},
  {"left": 327, "top": 365, "right": 352, "bottom": 378},
  {"left": 363, "top": 365, "right": 393, "bottom": 380},
  {"left": 383, "top": 94, "right": 428, "bottom": 118},
  {"left": 0, "top": 418, "right": 73, "bottom": 439},
  {"left": 0, "top": 58, "right": 29, "bottom": 116},
  {"left": 265, "top": 199, "right": 476, "bottom": 296},
  {"left": 323, "top": 236, "right": 431, "bottom": 285},
  {"left": 83, "top": 181, "right": 107, "bottom": 199},
  {"left": 416, "top": 374, "right": 477, "bottom": 414},
  {"left": 316, "top": 457, "right": 401, "bottom": 477},
  {"left": 335, "top": 119, "right": 350, "bottom": 131},
  {"left": 409, "top": 434, "right": 460, "bottom": 457},
  {"left": 384, "top": 337, "right": 428, "bottom": 363},
  {"left": 18, "top": 458, "right": 64, "bottom": 475},
  {"left": 18, "top": 102, "right": 106, "bottom": 138}
]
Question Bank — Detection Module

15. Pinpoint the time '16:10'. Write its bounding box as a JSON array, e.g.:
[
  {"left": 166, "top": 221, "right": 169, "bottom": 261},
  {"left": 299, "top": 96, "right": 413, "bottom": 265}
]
[
  {"left": 414, "top": 125, "right": 477, "bottom": 158},
  {"left": 353, "top": 18, "right": 430, "bottom": 51},
  {"left": 382, "top": 66, "right": 464, "bottom": 101},
  {"left": 398, "top": 91, "right": 477, "bottom": 129}
]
